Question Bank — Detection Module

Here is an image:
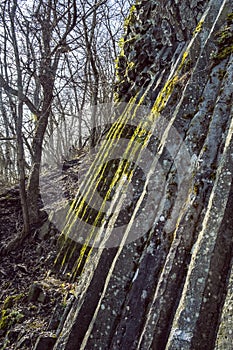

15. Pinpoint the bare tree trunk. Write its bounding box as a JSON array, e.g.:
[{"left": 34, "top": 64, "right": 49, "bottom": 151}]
[
  {"left": 16, "top": 100, "right": 30, "bottom": 235},
  {"left": 82, "top": 2, "right": 100, "bottom": 148},
  {"left": 0, "top": 88, "right": 13, "bottom": 182},
  {"left": 27, "top": 101, "right": 52, "bottom": 225},
  {"left": 10, "top": 0, "right": 30, "bottom": 235},
  {"left": 26, "top": 0, "right": 77, "bottom": 226}
]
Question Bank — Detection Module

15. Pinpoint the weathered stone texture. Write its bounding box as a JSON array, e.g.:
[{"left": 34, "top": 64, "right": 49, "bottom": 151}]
[
  {"left": 215, "top": 257, "right": 233, "bottom": 349},
  {"left": 54, "top": 0, "right": 233, "bottom": 349}
]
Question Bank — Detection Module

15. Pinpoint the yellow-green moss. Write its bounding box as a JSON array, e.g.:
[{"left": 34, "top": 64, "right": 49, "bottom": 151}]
[
  {"left": 0, "top": 309, "right": 24, "bottom": 331},
  {"left": 203, "top": 145, "right": 208, "bottom": 152},
  {"left": 0, "top": 310, "right": 9, "bottom": 330},
  {"left": 124, "top": 5, "right": 137, "bottom": 30},
  {"left": 57, "top": 1, "right": 221, "bottom": 279},
  {"left": 212, "top": 13, "right": 233, "bottom": 64},
  {"left": 60, "top": 45, "right": 192, "bottom": 277},
  {"left": 181, "top": 58, "right": 192, "bottom": 74},
  {"left": 227, "top": 12, "right": 233, "bottom": 23},
  {"left": 214, "top": 45, "right": 233, "bottom": 61},
  {"left": 125, "top": 61, "right": 136, "bottom": 79},
  {"left": 150, "top": 50, "right": 190, "bottom": 118},
  {"left": 2, "top": 294, "right": 24, "bottom": 310},
  {"left": 115, "top": 35, "right": 139, "bottom": 83},
  {"left": 0, "top": 294, "right": 25, "bottom": 331},
  {"left": 193, "top": 20, "right": 204, "bottom": 35},
  {"left": 151, "top": 75, "right": 179, "bottom": 116},
  {"left": 193, "top": 184, "right": 199, "bottom": 195},
  {"left": 217, "top": 68, "right": 227, "bottom": 80}
]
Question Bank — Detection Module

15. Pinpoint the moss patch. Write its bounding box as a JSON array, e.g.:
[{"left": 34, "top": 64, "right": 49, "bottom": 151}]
[
  {"left": 0, "top": 294, "right": 25, "bottom": 332},
  {"left": 124, "top": 5, "right": 137, "bottom": 30},
  {"left": 193, "top": 19, "right": 204, "bottom": 35},
  {"left": 2, "top": 294, "right": 24, "bottom": 310},
  {"left": 0, "top": 309, "right": 24, "bottom": 331},
  {"left": 212, "top": 13, "right": 233, "bottom": 65}
]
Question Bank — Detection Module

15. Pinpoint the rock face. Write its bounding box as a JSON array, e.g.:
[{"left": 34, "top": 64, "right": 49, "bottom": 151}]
[{"left": 53, "top": 0, "right": 233, "bottom": 349}]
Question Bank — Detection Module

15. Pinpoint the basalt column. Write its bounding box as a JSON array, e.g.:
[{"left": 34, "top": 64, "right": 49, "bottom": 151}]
[{"left": 54, "top": 1, "right": 233, "bottom": 349}]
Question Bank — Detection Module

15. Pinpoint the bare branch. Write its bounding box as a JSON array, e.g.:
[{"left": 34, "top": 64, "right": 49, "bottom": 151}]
[
  {"left": 0, "top": 137, "right": 16, "bottom": 141},
  {"left": 0, "top": 75, "right": 39, "bottom": 116}
]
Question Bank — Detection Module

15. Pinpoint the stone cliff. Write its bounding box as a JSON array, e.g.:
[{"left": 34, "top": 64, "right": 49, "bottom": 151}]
[{"left": 53, "top": 0, "right": 233, "bottom": 349}]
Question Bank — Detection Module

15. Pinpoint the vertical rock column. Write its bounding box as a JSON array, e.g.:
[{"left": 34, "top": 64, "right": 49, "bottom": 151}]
[{"left": 54, "top": 0, "right": 233, "bottom": 349}]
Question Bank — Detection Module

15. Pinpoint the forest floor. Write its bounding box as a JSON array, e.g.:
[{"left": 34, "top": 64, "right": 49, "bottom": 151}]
[
  {"left": 0, "top": 186, "right": 65, "bottom": 349},
  {"left": 0, "top": 151, "right": 87, "bottom": 349}
]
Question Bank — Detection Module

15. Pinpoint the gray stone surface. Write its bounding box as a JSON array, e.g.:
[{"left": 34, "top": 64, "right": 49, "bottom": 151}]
[
  {"left": 215, "top": 258, "right": 233, "bottom": 349},
  {"left": 54, "top": 0, "right": 233, "bottom": 349}
]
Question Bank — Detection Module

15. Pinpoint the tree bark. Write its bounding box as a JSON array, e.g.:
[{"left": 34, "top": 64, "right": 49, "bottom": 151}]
[{"left": 10, "top": 0, "right": 30, "bottom": 236}]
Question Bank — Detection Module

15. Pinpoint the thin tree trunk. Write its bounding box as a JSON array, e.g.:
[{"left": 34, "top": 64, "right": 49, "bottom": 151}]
[
  {"left": 16, "top": 100, "right": 30, "bottom": 235},
  {"left": 27, "top": 98, "right": 52, "bottom": 225},
  {"left": 10, "top": 0, "right": 30, "bottom": 235}
]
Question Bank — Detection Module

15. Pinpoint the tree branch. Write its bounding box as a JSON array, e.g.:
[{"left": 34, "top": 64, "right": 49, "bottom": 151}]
[
  {"left": 50, "top": 0, "right": 77, "bottom": 56},
  {"left": 0, "top": 137, "right": 16, "bottom": 141},
  {"left": 0, "top": 74, "right": 40, "bottom": 116}
]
